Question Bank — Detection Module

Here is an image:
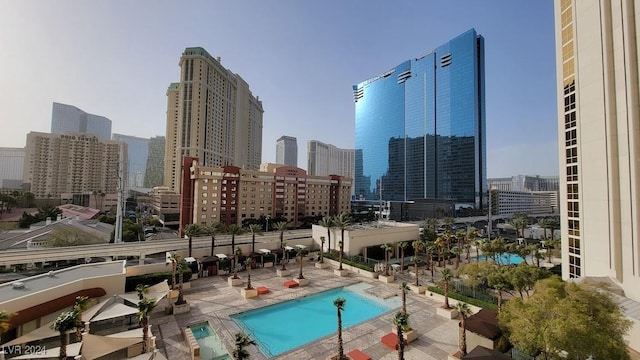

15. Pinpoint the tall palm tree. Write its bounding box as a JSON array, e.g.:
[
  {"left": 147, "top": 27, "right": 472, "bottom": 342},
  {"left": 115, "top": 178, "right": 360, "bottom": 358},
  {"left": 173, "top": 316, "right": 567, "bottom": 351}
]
[
  {"left": 176, "top": 258, "right": 189, "bottom": 305},
  {"left": 227, "top": 224, "right": 244, "bottom": 275},
  {"left": 52, "top": 310, "right": 79, "bottom": 360},
  {"left": 545, "top": 238, "right": 561, "bottom": 263},
  {"left": 473, "top": 239, "right": 485, "bottom": 263},
  {"left": 509, "top": 214, "right": 528, "bottom": 239},
  {"left": 455, "top": 302, "right": 473, "bottom": 355},
  {"left": 247, "top": 224, "right": 263, "bottom": 254},
  {"left": 333, "top": 213, "right": 351, "bottom": 271},
  {"left": 183, "top": 223, "right": 202, "bottom": 257},
  {"left": 381, "top": 243, "right": 394, "bottom": 276},
  {"left": 465, "top": 228, "right": 477, "bottom": 262},
  {"left": 412, "top": 239, "right": 426, "bottom": 286},
  {"left": 137, "top": 297, "right": 157, "bottom": 354},
  {"left": 333, "top": 297, "right": 347, "bottom": 360},
  {"left": 232, "top": 332, "right": 256, "bottom": 360},
  {"left": 274, "top": 221, "right": 289, "bottom": 249},
  {"left": 73, "top": 295, "right": 90, "bottom": 341},
  {"left": 206, "top": 222, "right": 222, "bottom": 257},
  {"left": 136, "top": 284, "right": 150, "bottom": 300},
  {"left": 452, "top": 246, "right": 463, "bottom": 269},
  {"left": 441, "top": 269, "right": 453, "bottom": 309},
  {"left": 318, "top": 216, "right": 334, "bottom": 252},
  {"left": 393, "top": 312, "right": 409, "bottom": 360},
  {"left": 232, "top": 247, "right": 243, "bottom": 280},
  {"left": 538, "top": 218, "right": 550, "bottom": 240},
  {"left": 400, "top": 282, "right": 409, "bottom": 314},
  {"left": 399, "top": 241, "right": 408, "bottom": 273},
  {"left": 434, "top": 235, "right": 447, "bottom": 267}
]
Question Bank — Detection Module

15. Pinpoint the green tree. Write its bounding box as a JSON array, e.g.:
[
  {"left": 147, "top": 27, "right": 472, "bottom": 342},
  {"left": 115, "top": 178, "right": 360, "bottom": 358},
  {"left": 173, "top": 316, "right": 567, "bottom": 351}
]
[
  {"left": 537, "top": 218, "right": 550, "bottom": 240},
  {"left": 232, "top": 332, "right": 256, "bottom": 360},
  {"left": 441, "top": 269, "right": 453, "bottom": 309},
  {"left": 137, "top": 297, "right": 157, "bottom": 354},
  {"left": 318, "top": 216, "right": 334, "bottom": 252},
  {"left": 473, "top": 239, "right": 485, "bottom": 263},
  {"left": 486, "top": 265, "right": 512, "bottom": 312},
  {"left": 500, "top": 277, "right": 632, "bottom": 360},
  {"left": 205, "top": 222, "right": 222, "bottom": 257},
  {"left": 333, "top": 213, "right": 351, "bottom": 271},
  {"left": 457, "top": 261, "right": 493, "bottom": 289},
  {"left": 455, "top": 302, "right": 473, "bottom": 355},
  {"left": 52, "top": 310, "right": 79, "bottom": 360},
  {"left": 545, "top": 238, "right": 561, "bottom": 263},
  {"left": 509, "top": 263, "right": 550, "bottom": 298},
  {"left": 136, "top": 284, "right": 150, "bottom": 300},
  {"left": 399, "top": 241, "right": 409, "bottom": 273},
  {"left": 227, "top": 224, "right": 244, "bottom": 274},
  {"left": 412, "top": 239, "right": 426, "bottom": 286},
  {"left": 167, "top": 252, "right": 180, "bottom": 291},
  {"left": 47, "top": 227, "right": 104, "bottom": 247},
  {"left": 183, "top": 223, "right": 203, "bottom": 257},
  {"left": 333, "top": 297, "right": 347, "bottom": 360},
  {"left": 274, "top": 221, "right": 288, "bottom": 250},
  {"left": 73, "top": 296, "right": 90, "bottom": 341},
  {"left": 509, "top": 213, "right": 528, "bottom": 239},
  {"left": 176, "top": 259, "right": 189, "bottom": 305},
  {"left": 0, "top": 311, "right": 14, "bottom": 337},
  {"left": 381, "top": 243, "right": 394, "bottom": 277},
  {"left": 246, "top": 224, "right": 263, "bottom": 254},
  {"left": 393, "top": 311, "right": 409, "bottom": 360}
]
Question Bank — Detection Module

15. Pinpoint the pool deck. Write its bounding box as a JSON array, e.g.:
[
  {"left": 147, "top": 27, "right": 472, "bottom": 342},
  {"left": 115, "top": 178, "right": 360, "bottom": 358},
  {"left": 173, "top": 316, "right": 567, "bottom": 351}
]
[{"left": 149, "top": 263, "right": 460, "bottom": 360}]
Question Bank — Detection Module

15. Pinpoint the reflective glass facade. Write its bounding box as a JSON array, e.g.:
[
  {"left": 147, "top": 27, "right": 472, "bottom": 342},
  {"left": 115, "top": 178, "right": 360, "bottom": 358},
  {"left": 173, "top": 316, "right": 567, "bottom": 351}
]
[{"left": 354, "top": 29, "right": 486, "bottom": 207}]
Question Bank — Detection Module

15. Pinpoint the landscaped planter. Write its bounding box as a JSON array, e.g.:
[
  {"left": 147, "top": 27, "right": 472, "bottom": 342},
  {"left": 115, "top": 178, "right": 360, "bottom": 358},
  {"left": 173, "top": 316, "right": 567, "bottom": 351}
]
[
  {"left": 315, "top": 262, "right": 330, "bottom": 269},
  {"left": 392, "top": 326, "right": 419, "bottom": 343},
  {"left": 334, "top": 269, "right": 349, "bottom": 277},
  {"left": 263, "top": 262, "right": 274, "bottom": 268},
  {"left": 436, "top": 306, "right": 459, "bottom": 319},
  {"left": 294, "top": 277, "right": 309, "bottom": 286},
  {"left": 241, "top": 288, "right": 258, "bottom": 299},
  {"left": 276, "top": 268, "right": 291, "bottom": 277},
  {"left": 378, "top": 274, "right": 394, "bottom": 283},
  {"left": 172, "top": 302, "right": 191, "bottom": 314},
  {"left": 408, "top": 284, "right": 426, "bottom": 294},
  {"left": 228, "top": 277, "right": 243, "bottom": 286}
]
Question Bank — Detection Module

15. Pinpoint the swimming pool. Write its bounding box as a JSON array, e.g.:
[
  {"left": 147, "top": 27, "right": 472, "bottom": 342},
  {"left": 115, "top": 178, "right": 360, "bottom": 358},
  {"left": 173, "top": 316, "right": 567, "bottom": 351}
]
[
  {"left": 189, "top": 322, "right": 231, "bottom": 360},
  {"left": 477, "top": 253, "right": 526, "bottom": 264},
  {"left": 232, "top": 282, "right": 400, "bottom": 357}
]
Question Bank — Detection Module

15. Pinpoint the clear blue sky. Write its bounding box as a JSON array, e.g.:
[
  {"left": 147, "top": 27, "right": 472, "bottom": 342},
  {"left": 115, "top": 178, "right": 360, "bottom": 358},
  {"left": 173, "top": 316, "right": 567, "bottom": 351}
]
[{"left": 0, "top": 0, "right": 558, "bottom": 178}]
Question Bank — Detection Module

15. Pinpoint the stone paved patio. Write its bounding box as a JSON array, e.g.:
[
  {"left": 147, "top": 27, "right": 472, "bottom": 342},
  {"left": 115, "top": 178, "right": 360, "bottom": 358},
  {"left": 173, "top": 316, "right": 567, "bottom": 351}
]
[{"left": 148, "top": 262, "right": 460, "bottom": 359}]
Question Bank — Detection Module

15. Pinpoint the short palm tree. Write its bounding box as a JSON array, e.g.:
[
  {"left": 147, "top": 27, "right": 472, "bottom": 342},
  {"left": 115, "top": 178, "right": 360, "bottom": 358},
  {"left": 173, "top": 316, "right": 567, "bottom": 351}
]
[
  {"left": 274, "top": 221, "right": 288, "bottom": 249},
  {"left": 333, "top": 213, "right": 351, "bottom": 270},
  {"left": 184, "top": 223, "right": 202, "bottom": 257},
  {"left": 52, "top": 310, "right": 79, "bottom": 360},
  {"left": 333, "top": 297, "right": 347, "bottom": 360},
  {"left": 227, "top": 224, "right": 244, "bottom": 275},
  {"left": 400, "top": 282, "right": 409, "bottom": 315},
  {"left": 232, "top": 332, "right": 256, "bottom": 360},
  {"left": 441, "top": 269, "right": 453, "bottom": 309},
  {"left": 136, "top": 284, "right": 150, "bottom": 300},
  {"left": 280, "top": 241, "right": 289, "bottom": 270},
  {"left": 176, "top": 258, "right": 189, "bottom": 305},
  {"left": 167, "top": 252, "right": 179, "bottom": 291},
  {"left": 245, "top": 258, "right": 255, "bottom": 290},
  {"left": 381, "top": 243, "right": 394, "bottom": 276},
  {"left": 297, "top": 248, "right": 307, "bottom": 279},
  {"left": 73, "top": 295, "right": 90, "bottom": 341},
  {"left": 206, "top": 222, "right": 222, "bottom": 257},
  {"left": 399, "top": 241, "right": 408, "bottom": 273},
  {"left": 545, "top": 238, "right": 560, "bottom": 263},
  {"left": 412, "top": 239, "right": 426, "bottom": 286},
  {"left": 455, "top": 302, "right": 473, "bottom": 355},
  {"left": 247, "top": 224, "right": 263, "bottom": 254},
  {"left": 318, "top": 216, "right": 334, "bottom": 252},
  {"left": 393, "top": 311, "right": 409, "bottom": 360},
  {"left": 319, "top": 236, "right": 326, "bottom": 263},
  {"left": 137, "top": 297, "right": 157, "bottom": 354},
  {"left": 233, "top": 247, "right": 243, "bottom": 280}
]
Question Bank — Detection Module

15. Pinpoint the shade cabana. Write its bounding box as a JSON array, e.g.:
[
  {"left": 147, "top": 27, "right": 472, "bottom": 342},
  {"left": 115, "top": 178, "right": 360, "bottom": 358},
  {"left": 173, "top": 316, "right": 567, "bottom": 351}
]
[
  {"left": 81, "top": 333, "right": 142, "bottom": 360},
  {"left": 3, "top": 319, "right": 65, "bottom": 346},
  {"left": 90, "top": 302, "right": 139, "bottom": 322},
  {"left": 120, "top": 281, "right": 169, "bottom": 307}
]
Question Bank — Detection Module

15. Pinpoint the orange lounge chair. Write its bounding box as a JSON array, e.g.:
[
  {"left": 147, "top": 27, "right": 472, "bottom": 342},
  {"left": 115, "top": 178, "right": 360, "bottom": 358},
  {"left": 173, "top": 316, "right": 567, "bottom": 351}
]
[{"left": 347, "top": 349, "right": 372, "bottom": 360}]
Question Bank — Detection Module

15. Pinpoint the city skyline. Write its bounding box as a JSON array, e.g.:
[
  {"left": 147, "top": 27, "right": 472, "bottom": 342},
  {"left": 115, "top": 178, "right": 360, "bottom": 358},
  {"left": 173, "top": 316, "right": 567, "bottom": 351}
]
[{"left": 0, "top": 1, "right": 557, "bottom": 178}]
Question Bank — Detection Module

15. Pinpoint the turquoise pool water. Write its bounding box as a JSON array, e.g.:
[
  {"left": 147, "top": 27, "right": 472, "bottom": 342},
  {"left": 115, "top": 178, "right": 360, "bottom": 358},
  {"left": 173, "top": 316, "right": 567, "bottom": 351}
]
[
  {"left": 232, "top": 282, "right": 400, "bottom": 357},
  {"left": 478, "top": 253, "right": 526, "bottom": 264},
  {"left": 189, "top": 322, "right": 231, "bottom": 360}
]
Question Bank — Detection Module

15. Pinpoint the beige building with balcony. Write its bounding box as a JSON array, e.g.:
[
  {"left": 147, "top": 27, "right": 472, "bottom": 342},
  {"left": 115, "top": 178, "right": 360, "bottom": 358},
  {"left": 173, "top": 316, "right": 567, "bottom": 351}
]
[
  {"left": 23, "top": 131, "right": 125, "bottom": 198},
  {"left": 164, "top": 47, "right": 264, "bottom": 193}
]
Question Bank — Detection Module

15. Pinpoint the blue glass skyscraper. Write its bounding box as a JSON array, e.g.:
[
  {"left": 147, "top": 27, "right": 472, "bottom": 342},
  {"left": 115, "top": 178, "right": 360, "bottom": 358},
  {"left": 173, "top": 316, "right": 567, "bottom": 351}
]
[{"left": 354, "top": 29, "right": 486, "bottom": 208}]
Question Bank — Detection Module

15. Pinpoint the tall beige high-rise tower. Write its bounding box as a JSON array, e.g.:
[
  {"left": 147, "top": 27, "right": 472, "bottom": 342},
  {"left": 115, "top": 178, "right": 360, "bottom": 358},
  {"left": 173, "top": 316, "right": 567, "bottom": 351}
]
[
  {"left": 554, "top": 0, "right": 640, "bottom": 304},
  {"left": 164, "top": 47, "right": 264, "bottom": 192}
]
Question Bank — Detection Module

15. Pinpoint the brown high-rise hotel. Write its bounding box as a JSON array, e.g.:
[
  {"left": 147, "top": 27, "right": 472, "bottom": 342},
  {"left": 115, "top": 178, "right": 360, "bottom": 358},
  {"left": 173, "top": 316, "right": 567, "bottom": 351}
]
[{"left": 164, "top": 47, "right": 264, "bottom": 193}]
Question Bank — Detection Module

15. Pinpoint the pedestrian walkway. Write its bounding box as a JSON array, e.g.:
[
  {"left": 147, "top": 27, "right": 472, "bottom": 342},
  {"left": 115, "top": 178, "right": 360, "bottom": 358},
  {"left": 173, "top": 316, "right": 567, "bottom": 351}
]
[{"left": 149, "top": 262, "right": 460, "bottom": 359}]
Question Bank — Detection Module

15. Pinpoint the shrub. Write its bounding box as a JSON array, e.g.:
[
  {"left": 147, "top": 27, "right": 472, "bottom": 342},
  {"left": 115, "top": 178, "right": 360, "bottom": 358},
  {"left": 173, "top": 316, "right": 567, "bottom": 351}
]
[
  {"left": 125, "top": 269, "right": 192, "bottom": 292},
  {"left": 323, "top": 252, "right": 374, "bottom": 272},
  {"left": 427, "top": 286, "right": 499, "bottom": 311}
]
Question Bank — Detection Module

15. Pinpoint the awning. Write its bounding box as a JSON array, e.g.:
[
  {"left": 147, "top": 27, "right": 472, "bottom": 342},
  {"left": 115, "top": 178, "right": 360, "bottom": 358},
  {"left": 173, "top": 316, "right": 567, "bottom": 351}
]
[
  {"left": 120, "top": 281, "right": 169, "bottom": 307},
  {"left": 90, "top": 302, "right": 139, "bottom": 322},
  {"left": 184, "top": 257, "right": 197, "bottom": 263},
  {"left": 216, "top": 253, "right": 228, "bottom": 259},
  {"left": 295, "top": 244, "right": 307, "bottom": 249},
  {"left": 81, "top": 333, "right": 141, "bottom": 360},
  {"left": 3, "top": 319, "right": 62, "bottom": 346},
  {"left": 259, "top": 249, "right": 271, "bottom": 254},
  {"left": 285, "top": 246, "right": 294, "bottom": 250},
  {"left": 13, "top": 341, "right": 81, "bottom": 359}
]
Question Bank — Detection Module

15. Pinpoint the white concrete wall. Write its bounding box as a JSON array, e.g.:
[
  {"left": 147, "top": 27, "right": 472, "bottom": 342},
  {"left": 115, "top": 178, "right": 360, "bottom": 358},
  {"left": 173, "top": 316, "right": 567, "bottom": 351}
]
[{"left": 312, "top": 222, "right": 419, "bottom": 256}]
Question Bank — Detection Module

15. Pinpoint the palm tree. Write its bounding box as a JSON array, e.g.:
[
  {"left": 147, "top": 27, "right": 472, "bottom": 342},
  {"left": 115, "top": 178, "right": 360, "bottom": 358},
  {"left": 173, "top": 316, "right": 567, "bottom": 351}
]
[
  {"left": 167, "top": 252, "right": 179, "bottom": 291},
  {"left": 52, "top": 310, "right": 79, "bottom": 360},
  {"left": 319, "top": 236, "right": 326, "bottom": 263},
  {"left": 73, "top": 295, "right": 90, "bottom": 341},
  {"left": 136, "top": 284, "right": 150, "bottom": 300},
  {"left": 233, "top": 247, "right": 243, "bottom": 280},
  {"left": 509, "top": 214, "right": 528, "bottom": 239},
  {"left": 247, "top": 224, "right": 263, "bottom": 254},
  {"left": 441, "top": 269, "right": 453, "bottom": 309},
  {"left": 333, "top": 297, "right": 347, "bottom": 360},
  {"left": 227, "top": 224, "right": 244, "bottom": 275},
  {"left": 399, "top": 241, "right": 408, "bottom": 273},
  {"left": 393, "top": 312, "right": 409, "bottom": 360},
  {"left": 280, "top": 241, "right": 289, "bottom": 270},
  {"left": 233, "top": 332, "right": 257, "bottom": 360},
  {"left": 184, "top": 223, "right": 203, "bottom": 257},
  {"left": 137, "top": 297, "right": 157, "bottom": 354},
  {"left": 545, "top": 238, "right": 561, "bottom": 263},
  {"left": 412, "top": 239, "right": 426, "bottom": 286},
  {"left": 400, "top": 282, "right": 409, "bottom": 314},
  {"left": 381, "top": 243, "right": 394, "bottom": 276},
  {"left": 473, "top": 239, "right": 485, "bottom": 263},
  {"left": 318, "top": 216, "right": 334, "bottom": 252},
  {"left": 297, "top": 248, "right": 307, "bottom": 279},
  {"left": 538, "top": 218, "right": 550, "bottom": 240},
  {"left": 245, "top": 258, "right": 255, "bottom": 290},
  {"left": 206, "top": 222, "right": 222, "bottom": 257},
  {"left": 435, "top": 235, "right": 447, "bottom": 267},
  {"left": 465, "top": 228, "right": 477, "bottom": 262},
  {"left": 176, "top": 258, "right": 189, "bottom": 305},
  {"left": 333, "top": 213, "right": 351, "bottom": 271},
  {"left": 455, "top": 302, "right": 473, "bottom": 355},
  {"left": 274, "top": 221, "right": 288, "bottom": 249}
]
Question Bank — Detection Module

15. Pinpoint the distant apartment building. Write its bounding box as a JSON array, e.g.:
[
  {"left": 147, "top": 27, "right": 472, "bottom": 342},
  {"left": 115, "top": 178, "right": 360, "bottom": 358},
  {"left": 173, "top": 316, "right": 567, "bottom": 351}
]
[
  {"left": 112, "top": 134, "right": 149, "bottom": 189},
  {"left": 489, "top": 189, "right": 558, "bottom": 216},
  {"left": 307, "top": 140, "right": 354, "bottom": 179},
  {"left": 487, "top": 175, "right": 559, "bottom": 192},
  {"left": 51, "top": 102, "right": 112, "bottom": 140},
  {"left": 0, "top": 147, "right": 25, "bottom": 189},
  {"left": 276, "top": 135, "right": 297, "bottom": 167},
  {"left": 23, "top": 132, "right": 125, "bottom": 198},
  {"left": 186, "top": 161, "right": 352, "bottom": 227},
  {"left": 144, "top": 136, "right": 165, "bottom": 189},
  {"left": 149, "top": 186, "right": 181, "bottom": 227},
  {"left": 164, "top": 47, "right": 264, "bottom": 193}
]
